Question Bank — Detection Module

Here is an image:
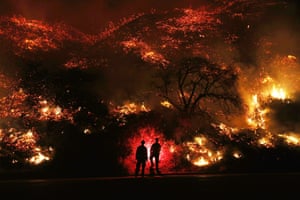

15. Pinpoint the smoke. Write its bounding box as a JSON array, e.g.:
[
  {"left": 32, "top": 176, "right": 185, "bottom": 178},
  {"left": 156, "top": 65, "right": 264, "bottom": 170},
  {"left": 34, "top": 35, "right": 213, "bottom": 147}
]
[{"left": 267, "top": 94, "right": 300, "bottom": 133}]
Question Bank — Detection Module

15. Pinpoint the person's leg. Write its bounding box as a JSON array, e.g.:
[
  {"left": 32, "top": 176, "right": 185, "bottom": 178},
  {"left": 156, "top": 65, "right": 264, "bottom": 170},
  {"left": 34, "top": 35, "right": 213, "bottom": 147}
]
[
  {"left": 150, "top": 155, "right": 154, "bottom": 168},
  {"left": 141, "top": 162, "right": 146, "bottom": 177},
  {"left": 135, "top": 162, "right": 140, "bottom": 176},
  {"left": 155, "top": 156, "right": 160, "bottom": 174}
]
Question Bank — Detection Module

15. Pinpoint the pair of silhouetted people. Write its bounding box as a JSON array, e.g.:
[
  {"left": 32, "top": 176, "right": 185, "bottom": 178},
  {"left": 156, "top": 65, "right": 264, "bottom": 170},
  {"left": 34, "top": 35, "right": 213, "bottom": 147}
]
[{"left": 135, "top": 138, "right": 161, "bottom": 177}]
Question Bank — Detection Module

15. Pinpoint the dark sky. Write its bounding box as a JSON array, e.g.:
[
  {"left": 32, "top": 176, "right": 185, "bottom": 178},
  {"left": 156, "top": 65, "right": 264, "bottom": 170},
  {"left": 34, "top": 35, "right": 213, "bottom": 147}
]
[{"left": 0, "top": 0, "right": 207, "bottom": 34}]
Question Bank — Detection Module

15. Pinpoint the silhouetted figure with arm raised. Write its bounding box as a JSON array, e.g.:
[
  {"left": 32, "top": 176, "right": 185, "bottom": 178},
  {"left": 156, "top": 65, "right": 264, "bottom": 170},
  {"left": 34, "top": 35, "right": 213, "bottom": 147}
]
[
  {"left": 150, "top": 138, "right": 161, "bottom": 175},
  {"left": 135, "top": 140, "right": 148, "bottom": 178}
]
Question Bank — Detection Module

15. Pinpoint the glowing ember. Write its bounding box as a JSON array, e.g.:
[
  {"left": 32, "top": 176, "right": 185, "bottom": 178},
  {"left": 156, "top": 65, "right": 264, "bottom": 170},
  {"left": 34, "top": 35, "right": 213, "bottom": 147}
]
[
  {"left": 121, "top": 38, "right": 169, "bottom": 66},
  {"left": 0, "top": 15, "right": 95, "bottom": 55},
  {"left": 233, "top": 151, "right": 243, "bottom": 159},
  {"left": 157, "top": 8, "right": 219, "bottom": 34}
]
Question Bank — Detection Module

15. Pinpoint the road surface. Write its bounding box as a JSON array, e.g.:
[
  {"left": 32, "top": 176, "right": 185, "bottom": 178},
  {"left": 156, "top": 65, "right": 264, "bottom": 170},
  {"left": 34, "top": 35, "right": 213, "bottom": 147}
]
[{"left": 0, "top": 172, "right": 298, "bottom": 199}]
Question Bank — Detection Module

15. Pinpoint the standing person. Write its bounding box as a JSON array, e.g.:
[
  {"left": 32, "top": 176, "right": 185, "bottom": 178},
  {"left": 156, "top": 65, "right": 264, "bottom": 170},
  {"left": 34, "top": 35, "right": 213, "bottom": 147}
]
[
  {"left": 135, "top": 140, "right": 148, "bottom": 177},
  {"left": 150, "top": 138, "right": 161, "bottom": 175}
]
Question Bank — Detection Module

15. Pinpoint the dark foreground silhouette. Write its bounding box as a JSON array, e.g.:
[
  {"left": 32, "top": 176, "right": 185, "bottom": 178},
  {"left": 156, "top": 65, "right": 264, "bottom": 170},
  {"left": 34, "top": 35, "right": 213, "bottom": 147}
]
[{"left": 0, "top": 172, "right": 298, "bottom": 199}]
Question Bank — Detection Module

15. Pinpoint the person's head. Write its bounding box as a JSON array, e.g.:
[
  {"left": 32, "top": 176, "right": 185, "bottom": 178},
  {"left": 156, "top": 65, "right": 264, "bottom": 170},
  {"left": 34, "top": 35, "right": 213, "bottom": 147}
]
[
  {"left": 141, "top": 140, "right": 145, "bottom": 145},
  {"left": 155, "top": 138, "right": 159, "bottom": 142}
]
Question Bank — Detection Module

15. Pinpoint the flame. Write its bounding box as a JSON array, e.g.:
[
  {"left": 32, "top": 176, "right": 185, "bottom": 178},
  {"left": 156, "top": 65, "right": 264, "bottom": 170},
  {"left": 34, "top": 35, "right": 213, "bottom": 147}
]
[
  {"left": 193, "top": 157, "right": 210, "bottom": 166},
  {"left": 215, "top": 123, "right": 239, "bottom": 139},
  {"left": 278, "top": 133, "right": 300, "bottom": 146},
  {"left": 246, "top": 75, "right": 289, "bottom": 130},
  {"left": 27, "top": 147, "right": 53, "bottom": 165},
  {"left": 112, "top": 101, "right": 151, "bottom": 115},
  {"left": 0, "top": 85, "right": 74, "bottom": 165},
  {"left": 287, "top": 55, "right": 296, "bottom": 61},
  {"left": 270, "top": 86, "right": 286, "bottom": 100},
  {"left": 39, "top": 100, "right": 63, "bottom": 120},
  {"left": 246, "top": 94, "right": 269, "bottom": 129},
  {"left": 1, "top": 127, "right": 54, "bottom": 165},
  {"left": 258, "top": 133, "right": 275, "bottom": 148},
  {"left": 110, "top": 101, "right": 151, "bottom": 126},
  {"left": 160, "top": 100, "right": 173, "bottom": 109},
  {"left": 184, "top": 136, "right": 224, "bottom": 167}
]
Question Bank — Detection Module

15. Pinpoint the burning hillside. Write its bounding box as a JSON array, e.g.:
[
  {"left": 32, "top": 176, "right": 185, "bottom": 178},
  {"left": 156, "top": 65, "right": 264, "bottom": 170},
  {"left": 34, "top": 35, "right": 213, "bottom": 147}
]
[
  {"left": 0, "top": 16, "right": 95, "bottom": 55},
  {"left": 0, "top": 0, "right": 300, "bottom": 176}
]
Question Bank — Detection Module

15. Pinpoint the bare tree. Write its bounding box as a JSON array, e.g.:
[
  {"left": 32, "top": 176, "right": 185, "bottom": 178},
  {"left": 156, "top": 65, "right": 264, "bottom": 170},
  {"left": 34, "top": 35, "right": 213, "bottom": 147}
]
[{"left": 155, "top": 57, "right": 241, "bottom": 120}]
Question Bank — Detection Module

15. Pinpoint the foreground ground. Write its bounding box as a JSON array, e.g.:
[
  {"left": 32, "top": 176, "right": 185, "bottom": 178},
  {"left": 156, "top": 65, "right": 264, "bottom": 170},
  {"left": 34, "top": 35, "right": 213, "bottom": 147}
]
[{"left": 0, "top": 172, "right": 299, "bottom": 199}]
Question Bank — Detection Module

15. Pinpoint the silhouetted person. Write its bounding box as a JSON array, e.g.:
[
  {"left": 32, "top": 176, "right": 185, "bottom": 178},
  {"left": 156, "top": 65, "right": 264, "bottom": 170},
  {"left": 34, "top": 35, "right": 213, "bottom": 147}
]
[
  {"left": 135, "top": 140, "right": 148, "bottom": 177},
  {"left": 150, "top": 138, "right": 161, "bottom": 174}
]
